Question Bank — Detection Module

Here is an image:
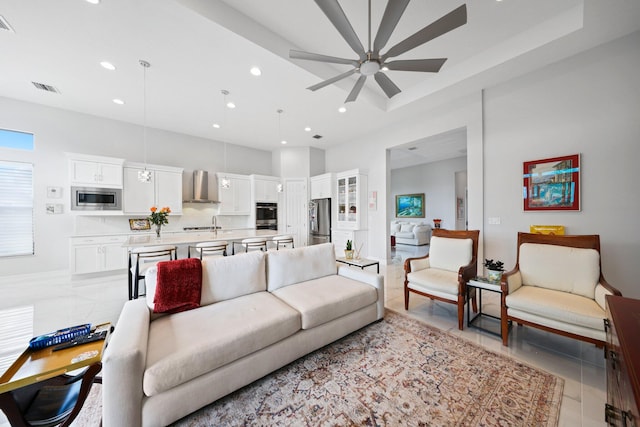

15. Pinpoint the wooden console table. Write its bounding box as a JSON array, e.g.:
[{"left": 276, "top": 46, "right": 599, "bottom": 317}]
[
  {"left": 0, "top": 323, "right": 111, "bottom": 427},
  {"left": 605, "top": 295, "right": 639, "bottom": 426}
]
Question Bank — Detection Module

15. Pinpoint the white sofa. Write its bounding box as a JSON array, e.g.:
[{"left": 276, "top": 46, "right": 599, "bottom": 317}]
[
  {"left": 501, "top": 232, "right": 622, "bottom": 347},
  {"left": 102, "top": 243, "right": 384, "bottom": 427},
  {"left": 390, "top": 220, "right": 431, "bottom": 246}
]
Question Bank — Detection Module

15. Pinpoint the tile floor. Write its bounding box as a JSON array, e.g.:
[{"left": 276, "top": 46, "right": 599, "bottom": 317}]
[{"left": 0, "top": 245, "right": 607, "bottom": 426}]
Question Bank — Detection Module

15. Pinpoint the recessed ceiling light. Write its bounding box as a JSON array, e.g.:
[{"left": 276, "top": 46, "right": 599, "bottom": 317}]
[
  {"left": 86, "top": 0, "right": 100, "bottom": 4},
  {"left": 112, "top": 99, "right": 125, "bottom": 105},
  {"left": 212, "top": 123, "right": 220, "bottom": 129},
  {"left": 338, "top": 106, "right": 347, "bottom": 113},
  {"left": 304, "top": 127, "right": 311, "bottom": 132},
  {"left": 226, "top": 102, "right": 236, "bottom": 109},
  {"left": 100, "top": 61, "right": 116, "bottom": 71},
  {"left": 281, "top": 140, "right": 287, "bottom": 145},
  {"left": 250, "top": 67, "right": 261, "bottom": 76}
]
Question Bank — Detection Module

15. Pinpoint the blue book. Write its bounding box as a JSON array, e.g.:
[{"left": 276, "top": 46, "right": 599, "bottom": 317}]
[{"left": 28, "top": 324, "right": 91, "bottom": 350}]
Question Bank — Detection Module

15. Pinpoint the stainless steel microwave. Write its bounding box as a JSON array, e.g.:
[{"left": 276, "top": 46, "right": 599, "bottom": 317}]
[{"left": 71, "top": 186, "right": 122, "bottom": 211}]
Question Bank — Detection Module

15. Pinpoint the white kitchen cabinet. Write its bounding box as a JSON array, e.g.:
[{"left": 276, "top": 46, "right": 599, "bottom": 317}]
[
  {"left": 331, "top": 229, "right": 368, "bottom": 258},
  {"left": 251, "top": 175, "right": 280, "bottom": 203},
  {"left": 123, "top": 163, "right": 183, "bottom": 215},
  {"left": 70, "top": 235, "right": 128, "bottom": 275},
  {"left": 336, "top": 169, "right": 367, "bottom": 230},
  {"left": 68, "top": 153, "right": 124, "bottom": 188},
  {"left": 217, "top": 173, "right": 251, "bottom": 215},
  {"left": 310, "top": 173, "right": 333, "bottom": 200}
]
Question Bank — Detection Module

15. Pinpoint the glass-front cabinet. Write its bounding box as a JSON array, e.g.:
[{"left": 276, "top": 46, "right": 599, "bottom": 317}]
[{"left": 336, "top": 170, "right": 367, "bottom": 230}]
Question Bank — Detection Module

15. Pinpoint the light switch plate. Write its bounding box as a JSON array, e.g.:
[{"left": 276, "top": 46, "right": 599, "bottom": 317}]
[{"left": 488, "top": 217, "right": 501, "bottom": 225}]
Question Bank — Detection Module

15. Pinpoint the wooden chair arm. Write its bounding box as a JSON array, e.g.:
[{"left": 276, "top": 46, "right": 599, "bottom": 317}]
[
  {"left": 403, "top": 254, "right": 429, "bottom": 275},
  {"left": 457, "top": 261, "right": 478, "bottom": 294},
  {"left": 599, "top": 275, "right": 622, "bottom": 296}
]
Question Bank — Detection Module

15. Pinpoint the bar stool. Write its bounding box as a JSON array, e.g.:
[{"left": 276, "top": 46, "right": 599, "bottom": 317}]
[
  {"left": 128, "top": 245, "right": 177, "bottom": 300},
  {"left": 271, "top": 235, "right": 294, "bottom": 250},
  {"left": 188, "top": 241, "right": 228, "bottom": 259},
  {"left": 236, "top": 237, "right": 267, "bottom": 254}
]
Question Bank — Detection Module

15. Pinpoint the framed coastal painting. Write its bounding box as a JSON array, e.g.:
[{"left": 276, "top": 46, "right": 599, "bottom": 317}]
[
  {"left": 395, "top": 193, "right": 425, "bottom": 218},
  {"left": 523, "top": 154, "right": 580, "bottom": 211}
]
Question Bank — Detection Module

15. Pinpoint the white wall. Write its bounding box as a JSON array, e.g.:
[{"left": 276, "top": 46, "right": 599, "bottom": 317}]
[
  {"left": 326, "top": 30, "right": 640, "bottom": 297},
  {"left": 483, "top": 30, "right": 640, "bottom": 298},
  {"left": 0, "top": 97, "right": 272, "bottom": 276},
  {"left": 391, "top": 156, "right": 467, "bottom": 229}
]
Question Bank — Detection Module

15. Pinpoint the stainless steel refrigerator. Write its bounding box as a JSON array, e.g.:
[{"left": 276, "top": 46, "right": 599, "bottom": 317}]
[{"left": 309, "top": 198, "right": 331, "bottom": 245}]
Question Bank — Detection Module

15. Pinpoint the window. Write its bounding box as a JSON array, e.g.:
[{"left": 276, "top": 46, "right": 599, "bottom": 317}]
[
  {"left": 0, "top": 161, "right": 34, "bottom": 257},
  {"left": 0, "top": 129, "right": 34, "bottom": 151}
]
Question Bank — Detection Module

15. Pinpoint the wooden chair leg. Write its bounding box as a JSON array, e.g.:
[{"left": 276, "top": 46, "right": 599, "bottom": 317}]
[{"left": 404, "top": 284, "right": 410, "bottom": 310}]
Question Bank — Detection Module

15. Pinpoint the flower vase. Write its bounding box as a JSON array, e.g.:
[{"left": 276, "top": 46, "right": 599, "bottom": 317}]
[{"left": 155, "top": 224, "right": 162, "bottom": 238}]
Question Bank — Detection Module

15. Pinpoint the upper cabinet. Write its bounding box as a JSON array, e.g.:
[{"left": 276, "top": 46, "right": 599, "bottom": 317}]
[
  {"left": 251, "top": 175, "right": 280, "bottom": 203},
  {"left": 217, "top": 173, "right": 251, "bottom": 215},
  {"left": 67, "top": 153, "right": 124, "bottom": 188},
  {"left": 310, "top": 173, "right": 334, "bottom": 200},
  {"left": 336, "top": 169, "right": 367, "bottom": 230},
  {"left": 123, "top": 163, "right": 183, "bottom": 215}
]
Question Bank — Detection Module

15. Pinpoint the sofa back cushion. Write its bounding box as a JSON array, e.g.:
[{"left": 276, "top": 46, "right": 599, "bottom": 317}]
[
  {"left": 519, "top": 243, "right": 600, "bottom": 299},
  {"left": 429, "top": 236, "right": 473, "bottom": 272},
  {"left": 267, "top": 243, "right": 337, "bottom": 292},
  {"left": 200, "top": 251, "right": 266, "bottom": 305}
]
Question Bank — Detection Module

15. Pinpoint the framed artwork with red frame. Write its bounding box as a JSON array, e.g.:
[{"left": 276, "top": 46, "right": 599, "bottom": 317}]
[{"left": 523, "top": 154, "right": 580, "bottom": 211}]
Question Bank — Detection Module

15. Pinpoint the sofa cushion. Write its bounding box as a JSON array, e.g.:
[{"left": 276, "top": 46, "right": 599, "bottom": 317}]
[
  {"left": 201, "top": 251, "right": 266, "bottom": 305},
  {"left": 506, "top": 285, "right": 605, "bottom": 331},
  {"left": 266, "top": 243, "right": 336, "bottom": 292},
  {"left": 390, "top": 222, "right": 402, "bottom": 234},
  {"left": 143, "top": 291, "right": 300, "bottom": 396},
  {"left": 407, "top": 268, "right": 459, "bottom": 300},
  {"left": 428, "top": 236, "right": 473, "bottom": 272},
  {"left": 519, "top": 243, "right": 600, "bottom": 299},
  {"left": 395, "top": 232, "right": 416, "bottom": 239},
  {"left": 271, "top": 275, "right": 377, "bottom": 329},
  {"left": 400, "top": 223, "right": 415, "bottom": 232}
]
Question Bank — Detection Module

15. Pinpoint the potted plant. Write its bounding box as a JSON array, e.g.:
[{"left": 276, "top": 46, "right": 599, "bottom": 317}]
[
  {"left": 484, "top": 258, "right": 504, "bottom": 283},
  {"left": 344, "top": 240, "right": 354, "bottom": 259},
  {"left": 433, "top": 218, "right": 442, "bottom": 229}
]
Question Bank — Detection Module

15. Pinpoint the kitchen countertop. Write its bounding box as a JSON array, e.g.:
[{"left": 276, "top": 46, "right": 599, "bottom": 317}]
[{"left": 122, "top": 229, "right": 284, "bottom": 247}]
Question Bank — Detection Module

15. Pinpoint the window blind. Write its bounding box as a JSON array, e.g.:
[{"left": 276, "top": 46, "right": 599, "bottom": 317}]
[{"left": 0, "top": 161, "right": 34, "bottom": 257}]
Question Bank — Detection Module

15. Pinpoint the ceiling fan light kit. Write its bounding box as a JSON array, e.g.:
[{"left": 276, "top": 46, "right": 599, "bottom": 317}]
[{"left": 290, "top": 0, "right": 467, "bottom": 103}]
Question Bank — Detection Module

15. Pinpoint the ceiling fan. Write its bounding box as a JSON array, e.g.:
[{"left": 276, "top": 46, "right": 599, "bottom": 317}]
[{"left": 290, "top": 0, "right": 467, "bottom": 103}]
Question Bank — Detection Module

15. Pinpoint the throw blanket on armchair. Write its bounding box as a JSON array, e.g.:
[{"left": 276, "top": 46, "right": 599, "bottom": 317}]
[{"left": 155, "top": 258, "right": 202, "bottom": 313}]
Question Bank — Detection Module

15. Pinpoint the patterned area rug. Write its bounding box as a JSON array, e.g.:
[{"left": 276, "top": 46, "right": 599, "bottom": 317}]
[{"left": 75, "top": 310, "right": 563, "bottom": 426}]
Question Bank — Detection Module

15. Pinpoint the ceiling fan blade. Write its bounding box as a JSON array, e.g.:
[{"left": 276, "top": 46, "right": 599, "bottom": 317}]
[
  {"left": 290, "top": 50, "right": 359, "bottom": 66},
  {"left": 383, "top": 4, "right": 467, "bottom": 61},
  {"left": 315, "top": 0, "right": 365, "bottom": 60},
  {"left": 345, "top": 75, "right": 367, "bottom": 103},
  {"left": 307, "top": 68, "right": 357, "bottom": 91},
  {"left": 385, "top": 58, "right": 447, "bottom": 72},
  {"left": 373, "top": 0, "right": 410, "bottom": 54},
  {"left": 374, "top": 72, "right": 401, "bottom": 98}
]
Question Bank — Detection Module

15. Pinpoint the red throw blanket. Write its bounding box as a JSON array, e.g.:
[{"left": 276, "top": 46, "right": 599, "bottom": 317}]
[{"left": 154, "top": 258, "right": 202, "bottom": 314}]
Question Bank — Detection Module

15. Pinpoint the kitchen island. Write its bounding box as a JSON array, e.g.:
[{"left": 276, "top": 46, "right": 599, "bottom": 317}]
[{"left": 122, "top": 229, "right": 285, "bottom": 255}]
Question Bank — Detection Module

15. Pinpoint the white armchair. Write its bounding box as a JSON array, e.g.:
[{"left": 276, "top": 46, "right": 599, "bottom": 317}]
[{"left": 390, "top": 221, "right": 431, "bottom": 246}]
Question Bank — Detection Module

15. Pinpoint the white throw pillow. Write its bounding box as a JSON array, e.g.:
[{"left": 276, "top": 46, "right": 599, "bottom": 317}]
[{"left": 400, "top": 224, "right": 415, "bottom": 233}]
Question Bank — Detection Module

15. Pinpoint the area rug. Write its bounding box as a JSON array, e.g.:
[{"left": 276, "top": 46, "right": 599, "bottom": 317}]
[{"left": 74, "top": 310, "right": 563, "bottom": 426}]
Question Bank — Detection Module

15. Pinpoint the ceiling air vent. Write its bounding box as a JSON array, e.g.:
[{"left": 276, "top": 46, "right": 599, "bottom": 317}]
[
  {"left": 312, "top": 134, "right": 323, "bottom": 140},
  {"left": 0, "top": 15, "right": 15, "bottom": 33},
  {"left": 32, "top": 82, "right": 60, "bottom": 94}
]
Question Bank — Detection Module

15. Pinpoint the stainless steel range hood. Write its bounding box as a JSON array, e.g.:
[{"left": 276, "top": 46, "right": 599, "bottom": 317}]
[{"left": 183, "top": 170, "right": 219, "bottom": 203}]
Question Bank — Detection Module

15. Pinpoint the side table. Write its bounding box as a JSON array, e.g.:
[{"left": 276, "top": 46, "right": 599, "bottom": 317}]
[
  {"left": 0, "top": 323, "right": 111, "bottom": 427},
  {"left": 336, "top": 257, "right": 380, "bottom": 274},
  {"left": 467, "top": 279, "right": 509, "bottom": 339}
]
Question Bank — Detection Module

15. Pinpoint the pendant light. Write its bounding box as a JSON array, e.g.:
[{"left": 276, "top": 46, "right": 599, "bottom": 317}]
[
  {"left": 138, "top": 60, "right": 152, "bottom": 183},
  {"left": 220, "top": 90, "right": 231, "bottom": 189}
]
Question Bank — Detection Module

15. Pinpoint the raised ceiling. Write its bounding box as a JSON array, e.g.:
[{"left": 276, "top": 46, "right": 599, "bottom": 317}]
[{"left": 1, "top": 0, "right": 639, "bottom": 161}]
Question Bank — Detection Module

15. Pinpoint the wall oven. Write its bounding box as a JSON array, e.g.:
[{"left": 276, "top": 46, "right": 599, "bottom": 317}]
[
  {"left": 71, "top": 186, "right": 122, "bottom": 211},
  {"left": 256, "top": 202, "right": 277, "bottom": 230}
]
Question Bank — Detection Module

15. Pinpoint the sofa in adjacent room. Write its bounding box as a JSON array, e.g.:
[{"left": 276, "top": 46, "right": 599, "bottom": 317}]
[
  {"left": 390, "top": 220, "right": 432, "bottom": 246},
  {"left": 102, "top": 243, "right": 385, "bottom": 427}
]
